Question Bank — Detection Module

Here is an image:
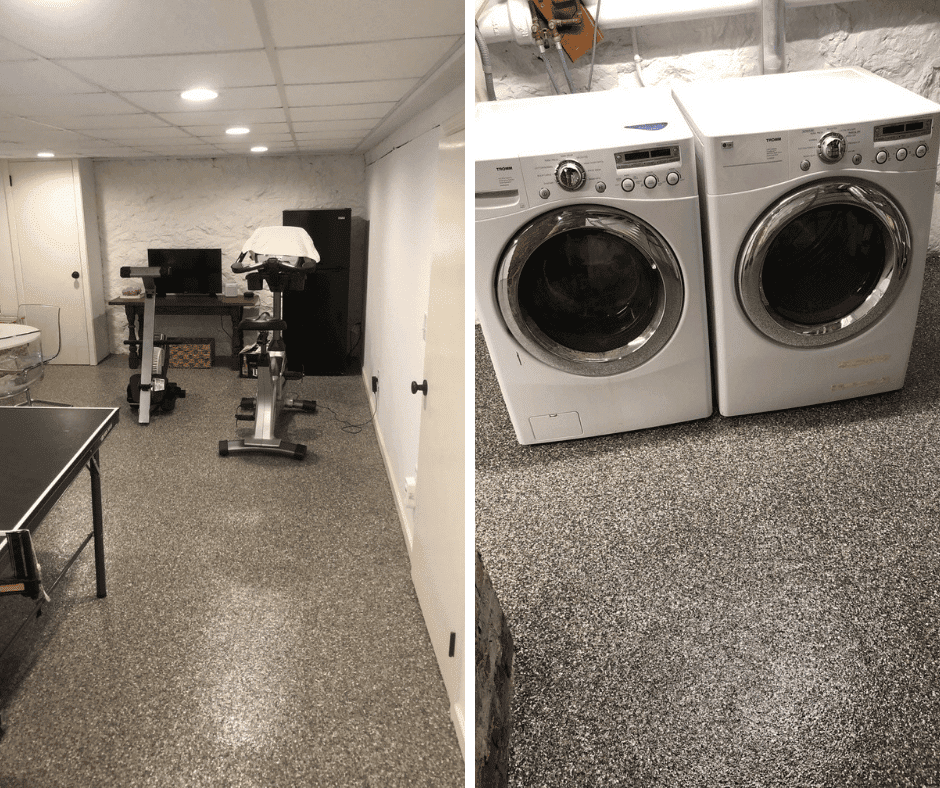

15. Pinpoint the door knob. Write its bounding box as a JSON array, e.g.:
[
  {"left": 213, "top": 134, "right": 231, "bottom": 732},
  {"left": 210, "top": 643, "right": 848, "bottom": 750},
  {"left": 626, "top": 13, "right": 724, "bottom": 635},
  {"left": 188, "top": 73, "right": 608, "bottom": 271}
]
[
  {"left": 411, "top": 380, "right": 428, "bottom": 396},
  {"left": 71, "top": 271, "right": 80, "bottom": 279}
]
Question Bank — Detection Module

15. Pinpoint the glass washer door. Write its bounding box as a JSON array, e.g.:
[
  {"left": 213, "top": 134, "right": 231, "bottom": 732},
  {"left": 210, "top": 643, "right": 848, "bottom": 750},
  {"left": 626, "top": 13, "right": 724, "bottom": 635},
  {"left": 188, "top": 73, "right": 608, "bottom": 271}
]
[
  {"left": 738, "top": 178, "right": 912, "bottom": 347},
  {"left": 495, "top": 205, "right": 685, "bottom": 377}
]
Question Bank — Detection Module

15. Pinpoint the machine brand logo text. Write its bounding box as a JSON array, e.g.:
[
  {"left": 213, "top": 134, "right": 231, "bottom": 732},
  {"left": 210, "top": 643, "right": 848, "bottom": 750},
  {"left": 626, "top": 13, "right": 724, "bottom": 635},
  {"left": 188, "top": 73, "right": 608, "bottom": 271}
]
[
  {"left": 496, "top": 166, "right": 514, "bottom": 171},
  {"left": 831, "top": 376, "right": 890, "bottom": 392},
  {"left": 838, "top": 354, "right": 890, "bottom": 369},
  {"left": 766, "top": 137, "right": 782, "bottom": 142}
]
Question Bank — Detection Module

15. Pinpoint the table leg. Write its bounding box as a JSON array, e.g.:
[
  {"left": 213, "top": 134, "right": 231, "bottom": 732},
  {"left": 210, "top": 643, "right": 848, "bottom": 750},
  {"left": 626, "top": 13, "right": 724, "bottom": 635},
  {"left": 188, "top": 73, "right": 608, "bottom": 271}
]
[
  {"left": 231, "top": 307, "right": 244, "bottom": 371},
  {"left": 124, "top": 305, "right": 141, "bottom": 369},
  {"left": 89, "top": 452, "right": 107, "bottom": 598}
]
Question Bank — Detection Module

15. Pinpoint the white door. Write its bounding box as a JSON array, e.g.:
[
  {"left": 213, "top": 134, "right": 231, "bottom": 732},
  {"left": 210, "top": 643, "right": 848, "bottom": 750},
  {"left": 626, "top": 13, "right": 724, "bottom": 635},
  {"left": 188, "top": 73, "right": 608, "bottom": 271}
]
[
  {"left": 410, "top": 127, "right": 465, "bottom": 753},
  {"left": 9, "top": 160, "right": 89, "bottom": 364}
]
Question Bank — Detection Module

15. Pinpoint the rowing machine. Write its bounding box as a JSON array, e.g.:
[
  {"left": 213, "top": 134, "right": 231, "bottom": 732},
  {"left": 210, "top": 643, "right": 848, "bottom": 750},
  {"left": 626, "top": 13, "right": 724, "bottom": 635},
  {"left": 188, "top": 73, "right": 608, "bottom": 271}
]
[{"left": 119, "top": 266, "right": 186, "bottom": 424}]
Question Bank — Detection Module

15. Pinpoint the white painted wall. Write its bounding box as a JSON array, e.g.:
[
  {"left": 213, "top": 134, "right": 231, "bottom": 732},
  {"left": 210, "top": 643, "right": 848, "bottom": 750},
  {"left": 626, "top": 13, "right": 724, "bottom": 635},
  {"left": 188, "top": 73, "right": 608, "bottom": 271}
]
[
  {"left": 362, "top": 85, "right": 463, "bottom": 547},
  {"left": 93, "top": 154, "right": 366, "bottom": 355},
  {"left": 477, "top": 0, "right": 940, "bottom": 248}
]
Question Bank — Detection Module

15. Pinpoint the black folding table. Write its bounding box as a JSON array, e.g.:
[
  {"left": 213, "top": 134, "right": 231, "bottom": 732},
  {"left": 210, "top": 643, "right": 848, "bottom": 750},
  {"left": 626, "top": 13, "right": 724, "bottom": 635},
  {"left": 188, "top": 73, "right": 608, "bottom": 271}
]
[{"left": 0, "top": 406, "right": 119, "bottom": 731}]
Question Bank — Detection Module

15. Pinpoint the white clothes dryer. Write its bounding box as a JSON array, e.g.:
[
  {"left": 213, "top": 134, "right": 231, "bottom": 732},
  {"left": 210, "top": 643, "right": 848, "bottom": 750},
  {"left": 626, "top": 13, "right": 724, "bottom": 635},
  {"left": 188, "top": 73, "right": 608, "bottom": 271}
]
[
  {"left": 672, "top": 67, "right": 940, "bottom": 417},
  {"left": 475, "top": 88, "right": 713, "bottom": 445}
]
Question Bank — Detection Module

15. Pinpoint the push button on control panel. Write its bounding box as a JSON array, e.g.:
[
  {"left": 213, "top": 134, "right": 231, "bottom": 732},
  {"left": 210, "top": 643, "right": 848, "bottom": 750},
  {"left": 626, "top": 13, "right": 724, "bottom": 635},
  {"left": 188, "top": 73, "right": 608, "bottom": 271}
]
[
  {"left": 916, "top": 144, "right": 929, "bottom": 158},
  {"left": 644, "top": 174, "right": 658, "bottom": 189},
  {"left": 875, "top": 150, "right": 889, "bottom": 164},
  {"left": 896, "top": 147, "right": 908, "bottom": 161},
  {"left": 666, "top": 171, "right": 680, "bottom": 185},
  {"left": 621, "top": 178, "right": 635, "bottom": 192}
]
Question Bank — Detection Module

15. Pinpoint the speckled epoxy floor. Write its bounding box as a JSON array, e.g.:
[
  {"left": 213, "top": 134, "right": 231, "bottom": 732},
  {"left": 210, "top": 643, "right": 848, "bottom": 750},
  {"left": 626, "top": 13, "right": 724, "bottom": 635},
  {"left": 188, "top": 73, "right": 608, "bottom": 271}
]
[
  {"left": 0, "top": 359, "right": 462, "bottom": 787},
  {"left": 475, "top": 258, "right": 940, "bottom": 786}
]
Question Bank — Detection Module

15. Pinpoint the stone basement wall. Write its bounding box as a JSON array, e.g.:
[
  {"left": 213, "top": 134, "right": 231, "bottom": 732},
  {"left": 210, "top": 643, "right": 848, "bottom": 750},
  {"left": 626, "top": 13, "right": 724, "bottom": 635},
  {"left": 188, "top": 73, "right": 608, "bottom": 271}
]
[
  {"left": 479, "top": 0, "right": 940, "bottom": 250},
  {"left": 476, "top": 551, "right": 515, "bottom": 788},
  {"left": 94, "top": 154, "right": 366, "bottom": 357}
]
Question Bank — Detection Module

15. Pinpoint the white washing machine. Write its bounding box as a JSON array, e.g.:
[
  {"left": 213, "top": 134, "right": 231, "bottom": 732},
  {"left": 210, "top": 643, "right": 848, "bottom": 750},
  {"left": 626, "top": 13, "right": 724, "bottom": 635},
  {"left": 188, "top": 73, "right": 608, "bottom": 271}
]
[
  {"left": 475, "top": 88, "right": 713, "bottom": 445},
  {"left": 672, "top": 67, "right": 940, "bottom": 417}
]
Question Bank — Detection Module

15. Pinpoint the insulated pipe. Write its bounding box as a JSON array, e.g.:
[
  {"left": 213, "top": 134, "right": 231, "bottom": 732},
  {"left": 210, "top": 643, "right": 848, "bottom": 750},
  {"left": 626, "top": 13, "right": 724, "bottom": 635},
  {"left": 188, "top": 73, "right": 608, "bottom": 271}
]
[
  {"left": 760, "top": 0, "right": 785, "bottom": 74},
  {"left": 477, "top": 0, "right": 861, "bottom": 42}
]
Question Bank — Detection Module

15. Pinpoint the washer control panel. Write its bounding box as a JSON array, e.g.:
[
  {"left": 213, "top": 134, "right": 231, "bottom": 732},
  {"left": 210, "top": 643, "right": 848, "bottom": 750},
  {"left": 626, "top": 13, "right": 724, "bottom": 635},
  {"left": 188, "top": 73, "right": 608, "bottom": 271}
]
[
  {"left": 515, "top": 143, "right": 694, "bottom": 205},
  {"left": 475, "top": 141, "right": 697, "bottom": 218}
]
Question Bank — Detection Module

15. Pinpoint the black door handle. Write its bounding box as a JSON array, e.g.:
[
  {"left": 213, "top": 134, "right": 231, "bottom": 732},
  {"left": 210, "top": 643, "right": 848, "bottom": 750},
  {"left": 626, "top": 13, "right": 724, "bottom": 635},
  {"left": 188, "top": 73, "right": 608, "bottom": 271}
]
[{"left": 411, "top": 380, "right": 428, "bottom": 396}]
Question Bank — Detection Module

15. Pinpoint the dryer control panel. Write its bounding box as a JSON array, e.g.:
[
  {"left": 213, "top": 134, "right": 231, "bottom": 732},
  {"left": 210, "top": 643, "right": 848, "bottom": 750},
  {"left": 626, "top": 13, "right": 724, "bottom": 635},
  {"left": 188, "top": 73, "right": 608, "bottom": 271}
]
[{"left": 696, "top": 113, "right": 940, "bottom": 193}]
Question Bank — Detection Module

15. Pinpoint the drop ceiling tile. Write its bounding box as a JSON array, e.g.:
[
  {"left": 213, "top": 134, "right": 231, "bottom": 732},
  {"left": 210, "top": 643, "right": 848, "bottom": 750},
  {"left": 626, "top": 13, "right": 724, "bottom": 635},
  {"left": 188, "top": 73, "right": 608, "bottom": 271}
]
[
  {"left": 284, "top": 79, "right": 418, "bottom": 106},
  {"left": 37, "top": 114, "right": 170, "bottom": 130},
  {"left": 292, "top": 120, "right": 376, "bottom": 133},
  {"left": 0, "top": 59, "right": 102, "bottom": 95},
  {"left": 0, "top": 0, "right": 262, "bottom": 59},
  {"left": 0, "top": 39, "right": 37, "bottom": 62},
  {"left": 277, "top": 36, "right": 458, "bottom": 84},
  {"left": 290, "top": 103, "right": 395, "bottom": 122},
  {"left": 60, "top": 51, "right": 275, "bottom": 93},
  {"left": 86, "top": 126, "right": 197, "bottom": 141},
  {"left": 158, "top": 108, "right": 288, "bottom": 126},
  {"left": 182, "top": 122, "right": 291, "bottom": 139},
  {"left": 295, "top": 140, "right": 364, "bottom": 152},
  {"left": 196, "top": 131, "right": 294, "bottom": 144},
  {"left": 265, "top": 0, "right": 463, "bottom": 47},
  {"left": 123, "top": 86, "right": 283, "bottom": 114},
  {"left": 1, "top": 92, "right": 139, "bottom": 116}
]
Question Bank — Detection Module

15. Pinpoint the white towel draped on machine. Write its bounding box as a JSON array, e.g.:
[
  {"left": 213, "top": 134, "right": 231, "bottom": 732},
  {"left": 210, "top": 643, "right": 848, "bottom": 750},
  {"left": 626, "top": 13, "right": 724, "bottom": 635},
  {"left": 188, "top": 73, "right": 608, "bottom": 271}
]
[{"left": 241, "top": 226, "right": 320, "bottom": 266}]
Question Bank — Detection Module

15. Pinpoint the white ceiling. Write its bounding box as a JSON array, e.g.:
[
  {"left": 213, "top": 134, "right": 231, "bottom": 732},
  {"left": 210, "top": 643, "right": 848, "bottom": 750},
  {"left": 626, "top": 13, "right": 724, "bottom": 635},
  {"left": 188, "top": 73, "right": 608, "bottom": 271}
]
[{"left": 0, "top": 0, "right": 464, "bottom": 159}]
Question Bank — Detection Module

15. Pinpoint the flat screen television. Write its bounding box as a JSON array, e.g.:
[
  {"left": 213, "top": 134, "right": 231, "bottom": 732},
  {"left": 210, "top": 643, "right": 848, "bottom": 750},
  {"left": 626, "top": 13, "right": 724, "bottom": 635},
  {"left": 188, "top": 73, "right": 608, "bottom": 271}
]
[{"left": 147, "top": 248, "right": 223, "bottom": 296}]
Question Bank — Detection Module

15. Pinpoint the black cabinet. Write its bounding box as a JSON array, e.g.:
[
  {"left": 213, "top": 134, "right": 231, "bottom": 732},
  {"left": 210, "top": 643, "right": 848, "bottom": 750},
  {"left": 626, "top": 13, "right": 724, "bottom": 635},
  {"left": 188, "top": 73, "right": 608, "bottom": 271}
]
[{"left": 283, "top": 209, "right": 354, "bottom": 375}]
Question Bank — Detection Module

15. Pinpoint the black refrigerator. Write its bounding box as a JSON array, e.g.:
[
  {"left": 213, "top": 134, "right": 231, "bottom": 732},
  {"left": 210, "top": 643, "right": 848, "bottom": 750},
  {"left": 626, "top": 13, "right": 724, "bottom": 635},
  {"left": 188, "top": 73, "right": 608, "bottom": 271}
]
[{"left": 283, "top": 209, "right": 353, "bottom": 375}]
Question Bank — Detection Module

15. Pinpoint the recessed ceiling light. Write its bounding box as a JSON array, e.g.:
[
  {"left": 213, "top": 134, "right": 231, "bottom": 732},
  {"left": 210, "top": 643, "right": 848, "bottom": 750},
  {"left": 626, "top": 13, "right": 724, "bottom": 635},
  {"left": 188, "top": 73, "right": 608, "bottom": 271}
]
[
  {"left": 226, "top": 127, "right": 250, "bottom": 135},
  {"left": 250, "top": 146, "right": 268, "bottom": 153},
  {"left": 181, "top": 88, "right": 218, "bottom": 102},
  {"left": 37, "top": 152, "right": 55, "bottom": 158}
]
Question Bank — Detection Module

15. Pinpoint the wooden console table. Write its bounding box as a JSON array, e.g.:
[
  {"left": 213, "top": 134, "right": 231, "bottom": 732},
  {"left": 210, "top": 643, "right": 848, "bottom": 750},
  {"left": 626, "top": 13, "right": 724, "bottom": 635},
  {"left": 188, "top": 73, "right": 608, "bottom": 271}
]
[{"left": 109, "top": 294, "right": 258, "bottom": 371}]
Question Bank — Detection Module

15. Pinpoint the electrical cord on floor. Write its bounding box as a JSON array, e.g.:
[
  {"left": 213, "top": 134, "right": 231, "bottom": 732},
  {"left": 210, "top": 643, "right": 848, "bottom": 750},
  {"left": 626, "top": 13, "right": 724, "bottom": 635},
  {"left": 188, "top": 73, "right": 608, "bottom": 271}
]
[{"left": 318, "top": 399, "right": 377, "bottom": 435}]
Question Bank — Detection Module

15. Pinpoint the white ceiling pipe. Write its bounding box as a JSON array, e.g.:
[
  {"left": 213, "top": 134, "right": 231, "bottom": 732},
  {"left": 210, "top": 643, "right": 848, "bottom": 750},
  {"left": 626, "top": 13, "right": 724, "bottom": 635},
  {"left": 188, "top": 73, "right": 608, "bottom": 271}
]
[
  {"left": 761, "top": 0, "right": 785, "bottom": 74},
  {"left": 477, "top": 0, "right": 862, "bottom": 43},
  {"left": 476, "top": 0, "right": 534, "bottom": 46}
]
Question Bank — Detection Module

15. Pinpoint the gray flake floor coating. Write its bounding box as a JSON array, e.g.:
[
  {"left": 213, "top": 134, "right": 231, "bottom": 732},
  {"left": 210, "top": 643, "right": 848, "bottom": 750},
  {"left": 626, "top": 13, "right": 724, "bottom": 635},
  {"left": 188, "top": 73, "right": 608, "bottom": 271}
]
[
  {"left": 475, "top": 256, "right": 940, "bottom": 786},
  {"left": 0, "top": 359, "right": 462, "bottom": 787}
]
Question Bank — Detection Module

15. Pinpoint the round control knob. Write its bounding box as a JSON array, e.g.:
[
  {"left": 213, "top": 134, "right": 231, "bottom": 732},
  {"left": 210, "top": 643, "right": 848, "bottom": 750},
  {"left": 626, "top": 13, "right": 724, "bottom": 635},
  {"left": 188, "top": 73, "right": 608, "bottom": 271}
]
[
  {"left": 896, "top": 147, "right": 908, "bottom": 161},
  {"left": 555, "top": 159, "right": 586, "bottom": 191},
  {"left": 817, "top": 132, "right": 846, "bottom": 164},
  {"left": 876, "top": 149, "right": 889, "bottom": 164},
  {"left": 643, "top": 174, "right": 658, "bottom": 189},
  {"left": 538, "top": 187, "right": 551, "bottom": 200},
  {"left": 666, "top": 170, "right": 680, "bottom": 185},
  {"left": 621, "top": 178, "right": 635, "bottom": 193},
  {"left": 595, "top": 181, "right": 607, "bottom": 193},
  {"left": 852, "top": 153, "right": 863, "bottom": 165},
  {"left": 800, "top": 160, "right": 811, "bottom": 172},
  {"left": 916, "top": 144, "right": 928, "bottom": 158}
]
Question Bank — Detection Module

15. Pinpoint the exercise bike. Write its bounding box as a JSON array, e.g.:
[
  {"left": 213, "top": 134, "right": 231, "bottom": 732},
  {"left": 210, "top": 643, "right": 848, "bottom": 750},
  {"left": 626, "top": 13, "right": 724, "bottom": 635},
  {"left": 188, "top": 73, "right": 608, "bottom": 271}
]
[
  {"left": 218, "top": 226, "right": 319, "bottom": 460},
  {"left": 119, "top": 265, "right": 186, "bottom": 424}
]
